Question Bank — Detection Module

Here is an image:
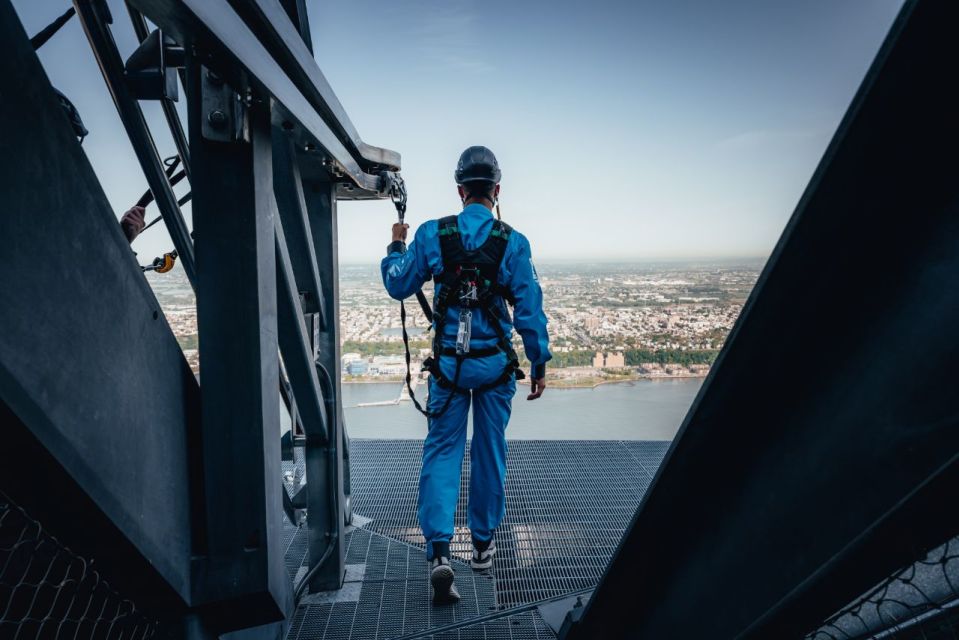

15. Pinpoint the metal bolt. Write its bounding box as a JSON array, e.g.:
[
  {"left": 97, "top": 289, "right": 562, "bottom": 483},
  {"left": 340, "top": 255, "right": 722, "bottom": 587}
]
[{"left": 208, "top": 110, "right": 228, "bottom": 129}]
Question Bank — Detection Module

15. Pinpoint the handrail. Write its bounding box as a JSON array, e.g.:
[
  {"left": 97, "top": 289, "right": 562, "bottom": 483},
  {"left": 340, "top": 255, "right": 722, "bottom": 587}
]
[
  {"left": 129, "top": 0, "right": 399, "bottom": 195},
  {"left": 228, "top": 0, "right": 401, "bottom": 172}
]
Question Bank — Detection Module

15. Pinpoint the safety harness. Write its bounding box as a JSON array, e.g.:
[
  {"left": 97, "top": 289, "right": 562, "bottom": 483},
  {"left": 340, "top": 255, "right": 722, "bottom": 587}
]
[{"left": 401, "top": 214, "right": 525, "bottom": 419}]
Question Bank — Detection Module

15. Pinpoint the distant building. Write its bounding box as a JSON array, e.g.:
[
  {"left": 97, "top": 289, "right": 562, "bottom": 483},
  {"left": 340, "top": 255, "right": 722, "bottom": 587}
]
[
  {"left": 370, "top": 355, "right": 406, "bottom": 376},
  {"left": 347, "top": 360, "right": 368, "bottom": 376},
  {"left": 593, "top": 351, "right": 626, "bottom": 368},
  {"left": 605, "top": 352, "right": 625, "bottom": 368}
]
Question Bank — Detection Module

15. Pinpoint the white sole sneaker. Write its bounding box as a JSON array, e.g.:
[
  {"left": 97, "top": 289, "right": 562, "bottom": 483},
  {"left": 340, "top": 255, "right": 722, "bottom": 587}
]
[{"left": 471, "top": 540, "right": 496, "bottom": 570}]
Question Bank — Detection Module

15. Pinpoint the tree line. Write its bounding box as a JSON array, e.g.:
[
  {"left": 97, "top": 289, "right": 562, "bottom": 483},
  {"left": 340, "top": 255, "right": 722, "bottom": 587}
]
[
  {"left": 340, "top": 341, "right": 719, "bottom": 368},
  {"left": 523, "top": 348, "right": 720, "bottom": 368}
]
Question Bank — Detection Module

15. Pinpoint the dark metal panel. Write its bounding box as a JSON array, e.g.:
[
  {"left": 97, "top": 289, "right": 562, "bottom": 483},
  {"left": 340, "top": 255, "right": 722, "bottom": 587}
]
[
  {"left": 186, "top": 60, "right": 290, "bottom": 630},
  {"left": 302, "top": 182, "right": 347, "bottom": 590},
  {"left": 272, "top": 132, "right": 326, "bottom": 320},
  {"left": 568, "top": 1, "right": 959, "bottom": 638},
  {"left": 0, "top": 0, "right": 199, "bottom": 609},
  {"left": 129, "top": 0, "right": 393, "bottom": 195},
  {"left": 73, "top": 0, "right": 196, "bottom": 285}
]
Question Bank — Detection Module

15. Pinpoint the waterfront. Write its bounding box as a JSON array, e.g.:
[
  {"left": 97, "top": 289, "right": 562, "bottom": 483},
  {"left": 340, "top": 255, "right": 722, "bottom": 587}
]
[
  {"left": 341, "top": 377, "right": 703, "bottom": 440},
  {"left": 147, "top": 261, "right": 760, "bottom": 383}
]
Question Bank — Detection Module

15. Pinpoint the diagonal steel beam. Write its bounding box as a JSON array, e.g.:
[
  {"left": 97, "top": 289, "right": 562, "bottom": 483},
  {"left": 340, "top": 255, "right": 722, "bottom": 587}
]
[
  {"left": 227, "top": 0, "right": 400, "bottom": 172},
  {"left": 274, "top": 209, "right": 330, "bottom": 445},
  {"left": 273, "top": 132, "right": 327, "bottom": 323},
  {"left": 125, "top": 5, "right": 192, "bottom": 181},
  {"left": 129, "top": 0, "right": 394, "bottom": 195},
  {"left": 73, "top": 0, "right": 196, "bottom": 285}
]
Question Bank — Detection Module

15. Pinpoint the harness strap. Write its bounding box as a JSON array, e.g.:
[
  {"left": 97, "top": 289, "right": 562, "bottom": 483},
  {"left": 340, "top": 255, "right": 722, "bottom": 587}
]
[
  {"left": 426, "top": 287, "right": 526, "bottom": 399},
  {"left": 427, "top": 354, "right": 523, "bottom": 396},
  {"left": 438, "top": 346, "right": 500, "bottom": 358},
  {"left": 401, "top": 300, "right": 464, "bottom": 417},
  {"left": 401, "top": 213, "right": 524, "bottom": 418}
]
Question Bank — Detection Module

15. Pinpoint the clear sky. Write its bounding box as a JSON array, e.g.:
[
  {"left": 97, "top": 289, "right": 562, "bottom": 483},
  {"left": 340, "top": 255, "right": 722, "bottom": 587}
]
[{"left": 15, "top": 0, "right": 904, "bottom": 263}]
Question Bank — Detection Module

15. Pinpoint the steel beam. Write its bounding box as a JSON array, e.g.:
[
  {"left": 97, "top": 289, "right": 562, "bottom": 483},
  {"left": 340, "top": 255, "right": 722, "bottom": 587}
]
[
  {"left": 272, "top": 132, "right": 326, "bottom": 320},
  {"left": 73, "top": 0, "right": 196, "bottom": 285},
  {"left": 277, "top": 0, "right": 312, "bottom": 53},
  {"left": 566, "top": 1, "right": 959, "bottom": 638},
  {"left": 126, "top": 5, "right": 192, "bottom": 181},
  {"left": 228, "top": 0, "right": 401, "bottom": 172},
  {"left": 274, "top": 207, "right": 330, "bottom": 445},
  {"left": 302, "top": 181, "right": 347, "bottom": 590},
  {"left": 129, "top": 0, "right": 396, "bottom": 196},
  {"left": 186, "top": 58, "right": 290, "bottom": 631}
]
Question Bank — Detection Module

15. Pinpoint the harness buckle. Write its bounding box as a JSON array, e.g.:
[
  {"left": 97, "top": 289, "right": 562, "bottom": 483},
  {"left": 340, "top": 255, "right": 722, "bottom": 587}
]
[{"left": 455, "top": 309, "right": 472, "bottom": 355}]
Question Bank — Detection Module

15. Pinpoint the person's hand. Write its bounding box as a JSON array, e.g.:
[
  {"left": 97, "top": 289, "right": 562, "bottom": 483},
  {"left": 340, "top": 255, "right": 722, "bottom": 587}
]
[
  {"left": 120, "top": 205, "right": 146, "bottom": 243},
  {"left": 527, "top": 377, "right": 546, "bottom": 401},
  {"left": 392, "top": 222, "right": 409, "bottom": 243}
]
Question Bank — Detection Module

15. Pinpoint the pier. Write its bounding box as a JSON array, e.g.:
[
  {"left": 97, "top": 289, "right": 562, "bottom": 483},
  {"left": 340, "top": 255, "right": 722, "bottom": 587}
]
[{"left": 355, "top": 375, "right": 423, "bottom": 407}]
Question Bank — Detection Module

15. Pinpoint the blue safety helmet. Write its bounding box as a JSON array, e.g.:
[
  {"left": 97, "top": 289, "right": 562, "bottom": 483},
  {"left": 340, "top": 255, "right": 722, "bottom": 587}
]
[{"left": 454, "top": 146, "right": 501, "bottom": 185}]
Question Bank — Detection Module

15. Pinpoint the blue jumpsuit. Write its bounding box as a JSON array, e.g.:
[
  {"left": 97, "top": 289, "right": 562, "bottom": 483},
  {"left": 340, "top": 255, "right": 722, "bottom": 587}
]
[{"left": 381, "top": 203, "right": 551, "bottom": 557}]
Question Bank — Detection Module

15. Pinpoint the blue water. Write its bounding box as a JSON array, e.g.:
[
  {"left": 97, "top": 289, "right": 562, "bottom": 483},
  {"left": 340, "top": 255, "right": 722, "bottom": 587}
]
[{"left": 341, "top": 378, "right": 703, "bottom": 440}]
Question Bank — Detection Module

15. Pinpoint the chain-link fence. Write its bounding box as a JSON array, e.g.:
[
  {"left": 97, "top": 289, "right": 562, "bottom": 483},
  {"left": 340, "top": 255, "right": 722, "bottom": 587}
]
[
  {"left": 807, "top": 536, "right": 959, "bottom": 639},
  {"left": 0, "top": 493, "right": 156, "bottom": 639}
]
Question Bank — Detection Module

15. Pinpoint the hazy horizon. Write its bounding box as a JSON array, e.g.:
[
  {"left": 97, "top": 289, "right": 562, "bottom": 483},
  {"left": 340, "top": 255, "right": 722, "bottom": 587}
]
[
  {"left": 14, "top": 0, "right": 904, "bottom": 263},
  {"left": 338, "top": 255, "right": 770, "bottom": 267}
]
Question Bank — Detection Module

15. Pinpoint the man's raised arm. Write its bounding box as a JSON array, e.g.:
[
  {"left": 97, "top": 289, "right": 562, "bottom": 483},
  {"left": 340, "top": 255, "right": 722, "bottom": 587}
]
[{"left": 381, "top": 221, "right": 434, "bottom": 301}]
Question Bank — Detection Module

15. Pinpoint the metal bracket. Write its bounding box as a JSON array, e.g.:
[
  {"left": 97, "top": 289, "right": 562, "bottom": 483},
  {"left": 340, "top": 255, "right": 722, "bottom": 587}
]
[
  {"left": 200, "top": 67, "right": 249, "bottom": 143},
  {"left": 124, "top": 29, "right": 180, "bottom": 101}
]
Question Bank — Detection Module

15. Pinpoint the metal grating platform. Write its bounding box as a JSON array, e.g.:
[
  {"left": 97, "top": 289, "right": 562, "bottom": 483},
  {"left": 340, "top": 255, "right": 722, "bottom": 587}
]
[
  {"left": 285, "top": 527, "right": 554, "bottom": 640},
  {"left": 350, "top": 440, "right": 668, "bottom": 608},
  {"left": 284, "top": 439, "right": 668, "bottom": 639}
]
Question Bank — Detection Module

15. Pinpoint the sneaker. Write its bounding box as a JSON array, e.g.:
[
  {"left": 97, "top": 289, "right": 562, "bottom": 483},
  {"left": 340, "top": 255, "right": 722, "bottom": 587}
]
[
  {"left": 429, "top": 543, "right": 460, "bottom": 604},
  {"left": 471, "top": 537, "right": 496, "bottom": 570}
]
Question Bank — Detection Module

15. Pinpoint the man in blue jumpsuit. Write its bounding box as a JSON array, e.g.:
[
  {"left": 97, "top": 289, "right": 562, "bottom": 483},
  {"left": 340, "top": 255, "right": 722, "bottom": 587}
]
[{"left": 381, "top": 146, "right": 551, "bottom": 603}]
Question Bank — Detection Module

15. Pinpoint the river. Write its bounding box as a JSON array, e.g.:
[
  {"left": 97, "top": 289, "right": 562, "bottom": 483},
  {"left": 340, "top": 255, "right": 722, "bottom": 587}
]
[{"left": 340, "top": 377, "right": 703, "bottom": 440}]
